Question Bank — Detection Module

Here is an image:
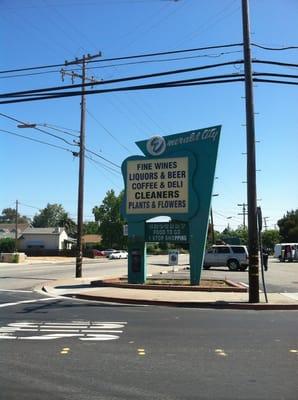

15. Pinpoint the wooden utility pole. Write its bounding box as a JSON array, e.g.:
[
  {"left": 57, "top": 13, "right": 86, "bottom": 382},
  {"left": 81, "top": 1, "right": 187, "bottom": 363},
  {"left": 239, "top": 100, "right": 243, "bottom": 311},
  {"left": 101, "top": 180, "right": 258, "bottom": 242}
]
[
  {"left": 237, "top": 202, "right": 247, "bottom": 228},
  {"left": 241, "top": 0, "right": 259, "bottom": 303},
  {"left": 63, "top": 53, "right": 101, "bottom": 278}
]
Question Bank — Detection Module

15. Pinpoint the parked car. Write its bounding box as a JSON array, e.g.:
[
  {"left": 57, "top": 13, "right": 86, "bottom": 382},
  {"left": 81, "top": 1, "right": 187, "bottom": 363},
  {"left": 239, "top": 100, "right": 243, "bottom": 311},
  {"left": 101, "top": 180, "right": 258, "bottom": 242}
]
[
  {"left": 109, "top": 250, "right": 128, "bottom": 260},
  {"left": 103, "top": 249, "right": 116, "bottom": 257},
  {"left": 85, "top": 249, "right": 105, "bottom": 258},
  {"left": 91, "top": 249, "right": 105, "bottom": 257},
  {"left": 203, "top": 245, "right": 248, "bottom": 271}
]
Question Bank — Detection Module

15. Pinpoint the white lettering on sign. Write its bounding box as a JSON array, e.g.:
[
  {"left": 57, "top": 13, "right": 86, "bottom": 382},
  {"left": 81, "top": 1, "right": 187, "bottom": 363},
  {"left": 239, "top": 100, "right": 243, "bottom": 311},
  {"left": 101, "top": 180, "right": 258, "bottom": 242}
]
[
  {"left": 166, "top": 128, "right": 219, "bottom": 148},
  {"left": 126, "top": 157, "right": 189, "bottom": 214}
]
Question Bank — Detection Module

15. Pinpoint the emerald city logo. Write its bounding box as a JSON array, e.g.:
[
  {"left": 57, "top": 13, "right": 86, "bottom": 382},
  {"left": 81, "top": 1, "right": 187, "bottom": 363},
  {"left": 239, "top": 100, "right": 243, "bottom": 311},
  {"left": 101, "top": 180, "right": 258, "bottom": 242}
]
[{"left": 146, "top": 136, "right": 166, "bottom": 156}]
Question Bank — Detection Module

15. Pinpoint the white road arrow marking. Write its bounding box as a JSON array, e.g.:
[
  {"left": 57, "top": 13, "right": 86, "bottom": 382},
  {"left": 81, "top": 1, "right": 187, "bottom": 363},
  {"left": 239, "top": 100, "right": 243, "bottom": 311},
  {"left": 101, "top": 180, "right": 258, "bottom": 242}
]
[{"left": 0, "top": 320, "right": 127, "bottom": 341}]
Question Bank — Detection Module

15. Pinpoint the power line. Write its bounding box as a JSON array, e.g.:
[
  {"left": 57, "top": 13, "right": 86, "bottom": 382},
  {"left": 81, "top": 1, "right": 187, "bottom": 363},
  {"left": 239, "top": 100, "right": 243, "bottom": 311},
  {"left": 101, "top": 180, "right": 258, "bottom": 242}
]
[
  {"left": 2, "top": 68, "right": 298, "bottom": 106},
  {"left": 86, "top": 157, "right": 122, "bottom": 190},
  {"left": 254, "top": 59, "right": 298, "bottom": 68},
  {"left": 0, "top": 42, "right": 297, "bottom": 79},
  {"left": 18, "top": 202, "right": 41, "bottom": 210},
  {"left": 0, "top": 76, "right": 246, "bottom": 105},
  {"left": 38, "top": 123, "right": 79, "bottom": 138},
  {"left": 0, "top": 128, "right": 78, "bottom": 155},
  {"left": 0, "top": 51, "right": 244, "bottom": 80},
  {"left": 85, "top": 155, "right": 121, "bottom": 177},
  {"left": 0, "top": 60, "right": 244, "bottom": 99},
  {"left": 254, "top": 78, "right": 298, "bottom": 86},
  {"left": 2, "top": 59, "right": 297, "bottom": 104},
  {"left": 84, "top": 147, "right": 121, "bottom": 169},
  {"left": 86, "top": 109, "right": 132, "bottom": 154},
  {"left": 0, "top": 112, "right": 123, "bottom": 169},
  {"left": 0, "top": 112, "right": 77, "bottom": 146},
  {"left": 43, "top": 123, "right": 79, "bottom": 134},
  {"left": 252, "top": 43, "right": 298, "bottom": 51},
  {"left": 0, "top": 42, "right": 243, "bottom": 75}
]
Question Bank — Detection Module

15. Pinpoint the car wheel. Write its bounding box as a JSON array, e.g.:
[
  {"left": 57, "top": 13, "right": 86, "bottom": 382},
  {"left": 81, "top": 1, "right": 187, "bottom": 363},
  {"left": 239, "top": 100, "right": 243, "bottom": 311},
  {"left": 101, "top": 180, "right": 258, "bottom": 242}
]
[
  {"left": 203, "top": 266, "right": 211, "bottom": 270},
  {"left": 227, "top": 259, "right": 240, "bottom": 271}
]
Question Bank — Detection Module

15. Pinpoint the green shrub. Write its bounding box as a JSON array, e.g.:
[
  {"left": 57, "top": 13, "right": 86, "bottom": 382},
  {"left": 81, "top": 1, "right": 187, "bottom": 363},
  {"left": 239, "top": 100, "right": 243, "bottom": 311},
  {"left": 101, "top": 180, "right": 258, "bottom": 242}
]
[
  {"left": 0, "top": 238, "right": 15, "bottom": 253},
  {"left": 12, "top": 253, "right": 19, "bottom": 263}
]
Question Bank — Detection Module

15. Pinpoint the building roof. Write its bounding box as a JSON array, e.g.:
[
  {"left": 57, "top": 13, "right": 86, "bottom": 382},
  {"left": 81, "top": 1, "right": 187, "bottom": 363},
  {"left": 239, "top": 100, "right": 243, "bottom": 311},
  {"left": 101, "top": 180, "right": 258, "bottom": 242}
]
[
  {"left": 0, "top": 223, "right": 30, "bottom": 233},
  {"left": 21, "top": 227, "right": 66, "bottom": 235},
  {"left": 82, "top": 234, "right": 102, "bottom": 244}
]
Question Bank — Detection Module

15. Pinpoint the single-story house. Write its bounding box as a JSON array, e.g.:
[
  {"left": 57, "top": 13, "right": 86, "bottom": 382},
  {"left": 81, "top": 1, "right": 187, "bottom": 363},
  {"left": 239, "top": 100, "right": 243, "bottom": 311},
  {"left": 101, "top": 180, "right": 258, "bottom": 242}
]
[{"left": 18, "top": 227, "right": 73, "bottom": 251}]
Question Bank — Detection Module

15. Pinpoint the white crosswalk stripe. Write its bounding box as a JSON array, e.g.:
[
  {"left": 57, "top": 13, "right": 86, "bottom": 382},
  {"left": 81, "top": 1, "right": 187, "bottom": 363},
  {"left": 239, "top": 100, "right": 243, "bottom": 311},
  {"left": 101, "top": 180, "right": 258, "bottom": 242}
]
[{"left": 0, "top": 321, "right": 127, "bottom": 341}]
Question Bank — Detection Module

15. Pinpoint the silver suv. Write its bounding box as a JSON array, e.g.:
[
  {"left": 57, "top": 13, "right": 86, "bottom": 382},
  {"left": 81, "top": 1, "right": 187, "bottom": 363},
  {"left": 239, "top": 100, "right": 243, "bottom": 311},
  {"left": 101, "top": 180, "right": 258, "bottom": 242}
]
[{"left": 203, "top": 245, "right": 249, "bottom": 271}]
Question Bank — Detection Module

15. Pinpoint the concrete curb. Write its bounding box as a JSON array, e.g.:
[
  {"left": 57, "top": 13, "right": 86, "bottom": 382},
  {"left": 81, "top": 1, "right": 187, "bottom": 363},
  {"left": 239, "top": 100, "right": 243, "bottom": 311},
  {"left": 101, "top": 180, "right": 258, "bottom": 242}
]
[
  {"left": 41, "top": 285, "right": 298, "bottom": 310},
  {"left": 62, "top": 292, "right": 298, "bottom": 310}
]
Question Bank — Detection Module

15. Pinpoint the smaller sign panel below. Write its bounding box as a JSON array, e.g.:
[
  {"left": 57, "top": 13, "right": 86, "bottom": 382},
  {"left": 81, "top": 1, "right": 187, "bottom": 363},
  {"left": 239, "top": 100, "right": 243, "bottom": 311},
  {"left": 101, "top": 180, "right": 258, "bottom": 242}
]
[{"left": 145, "top": 222, "right": 188, "bottom": 243}]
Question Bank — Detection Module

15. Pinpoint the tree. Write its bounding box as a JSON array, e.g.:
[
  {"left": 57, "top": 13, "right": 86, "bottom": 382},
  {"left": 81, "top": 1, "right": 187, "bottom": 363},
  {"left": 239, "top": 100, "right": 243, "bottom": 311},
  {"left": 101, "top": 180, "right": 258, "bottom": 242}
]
[
  {"left": 278, "top": 210, "right": 298, "bottom": 242},
  {"left": 0, "top": 208, "right": 30, "bottom": 224},
  {"left": 83, "top": 221, "right": 100, "bottom": 235},
  {"left": 33, "top": 203, "right": 73, "bottom": 232},
  {"left": 58, "top": 212, "right": 77, "bottom": 237},
  {"left": 261, "top": 229, "right": 280, "bottom": 251},
  {"left": 233, "top": 226, "right": 248, "bottom": 244},
  {"left": 92, "top": 190, "right": 126, "bottom": 249},
  {"left": 218, "top": 225, "right": 248, "bottom": 245}
]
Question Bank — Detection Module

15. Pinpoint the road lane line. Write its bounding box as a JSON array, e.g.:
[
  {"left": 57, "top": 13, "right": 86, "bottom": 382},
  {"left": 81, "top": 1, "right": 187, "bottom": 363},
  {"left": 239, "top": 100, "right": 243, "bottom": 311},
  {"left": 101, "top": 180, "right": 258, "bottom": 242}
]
[
  {"left": 80, "top": 335, "right": 119, "bottom": 341},
  {"left": 0, "top": 289, "right": 33, "bottom": 293},
  {"left": 81, "top": 330, "right": 123, "bottom": 333},
  {"left": 0, "top": 297, "right": 62, "bottom": 308},
  {"left": 40, "top": 329, "right": 80, "bottom": 332}
]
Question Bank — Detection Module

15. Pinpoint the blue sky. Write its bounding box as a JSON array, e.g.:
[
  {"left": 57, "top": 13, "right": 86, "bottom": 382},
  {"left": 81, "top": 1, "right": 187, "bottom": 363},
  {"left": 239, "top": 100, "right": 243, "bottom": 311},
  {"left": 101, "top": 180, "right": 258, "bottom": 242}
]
[{"left": 1, "top": 0, "right": 297, "bottom": 231}]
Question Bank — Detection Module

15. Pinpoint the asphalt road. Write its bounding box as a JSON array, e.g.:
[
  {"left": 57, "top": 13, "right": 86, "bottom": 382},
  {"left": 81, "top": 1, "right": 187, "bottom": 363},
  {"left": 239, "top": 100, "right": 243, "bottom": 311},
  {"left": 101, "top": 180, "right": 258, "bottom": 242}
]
[
  {"left": 1, "top": 296, "right": 297, "bottom": 400},
  {"left": 202, "top": 258, "right": 298, "bottom": 293},
  {"left": 0, "top": 256, "right": 297, "bottom": 400}
]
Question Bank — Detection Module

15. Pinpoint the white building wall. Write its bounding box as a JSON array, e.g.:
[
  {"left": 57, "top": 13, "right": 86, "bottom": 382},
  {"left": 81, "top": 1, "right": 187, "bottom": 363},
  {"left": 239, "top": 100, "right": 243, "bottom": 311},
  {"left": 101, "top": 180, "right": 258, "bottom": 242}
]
[
  {"left": 59, "top": 230, "right": 68, "bottom": 249},
  {"left": 19, "top": 234, "right": 62, "bottom": 250}
]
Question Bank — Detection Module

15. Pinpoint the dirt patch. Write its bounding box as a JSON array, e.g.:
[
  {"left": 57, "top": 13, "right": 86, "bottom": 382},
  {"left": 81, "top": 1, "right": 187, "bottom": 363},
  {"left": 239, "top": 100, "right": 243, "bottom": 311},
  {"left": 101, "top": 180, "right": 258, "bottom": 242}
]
[
  {"left": 146, "top": 278, "right": 229, "bottom": 287},
  {"left": 91, "top": 278, "right": 247, "bottom": 292}
]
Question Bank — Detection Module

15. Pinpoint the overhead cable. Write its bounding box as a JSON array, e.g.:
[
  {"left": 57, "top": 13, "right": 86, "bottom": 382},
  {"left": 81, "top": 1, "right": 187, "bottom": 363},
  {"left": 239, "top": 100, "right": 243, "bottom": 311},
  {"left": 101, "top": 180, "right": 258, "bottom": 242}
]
[
  {"left": 0, "top": 128, "right": 77, "bottom": 154},
  {"left": 0, "top": 60, "right": 244, "bottom": 99},
  {"left": 0, "top": 112, "right": 77, "bottom": 146},
  {"left": 0, "top": 43, "right": 243, "bottom": 75},
  {"left": 0, "top": 51, "right": 243, "bottom": 80},
  {"left": 254, "top": 78, "right": 298, "bottom": 86},
  {"left": 0, "top": 77, "right": 245, "bottom": 105},
  {"left": 84, "top": 147, "right": 121, "bottom": 169},
  {"left": 252, "top": 43, "right": 298, "bottom": 51}
]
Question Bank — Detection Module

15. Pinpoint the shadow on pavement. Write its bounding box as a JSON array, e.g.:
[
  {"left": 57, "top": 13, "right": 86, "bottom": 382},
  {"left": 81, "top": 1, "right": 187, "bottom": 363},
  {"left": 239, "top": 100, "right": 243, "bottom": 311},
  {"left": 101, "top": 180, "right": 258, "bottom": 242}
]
[{"left": 16, "top": 298, "right": 137, "bottom": 314}]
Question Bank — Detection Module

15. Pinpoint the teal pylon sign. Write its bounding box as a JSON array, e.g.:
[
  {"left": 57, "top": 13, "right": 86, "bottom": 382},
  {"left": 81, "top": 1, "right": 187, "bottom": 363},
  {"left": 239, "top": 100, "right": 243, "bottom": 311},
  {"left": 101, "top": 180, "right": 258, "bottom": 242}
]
[{"left": 121, "top": 125, "right": 221, "bottom": 285}]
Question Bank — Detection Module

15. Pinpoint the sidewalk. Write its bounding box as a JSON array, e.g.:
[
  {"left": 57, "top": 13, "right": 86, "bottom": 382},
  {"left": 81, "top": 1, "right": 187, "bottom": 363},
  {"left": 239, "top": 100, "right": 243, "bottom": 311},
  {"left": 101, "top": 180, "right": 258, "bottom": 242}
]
[
  {"left": 42, "top": 275, "right": 298, "bottom": 310},
  {"left": 0, "top": 256, "right": 108, "bottom": 267}
]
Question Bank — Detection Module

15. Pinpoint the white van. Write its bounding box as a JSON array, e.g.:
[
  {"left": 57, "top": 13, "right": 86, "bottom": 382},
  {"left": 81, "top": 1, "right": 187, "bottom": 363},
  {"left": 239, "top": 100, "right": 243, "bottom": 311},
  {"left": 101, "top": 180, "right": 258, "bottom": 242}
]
[{"left": 274, "top": 243, "right": 298, "bottom": 261}]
